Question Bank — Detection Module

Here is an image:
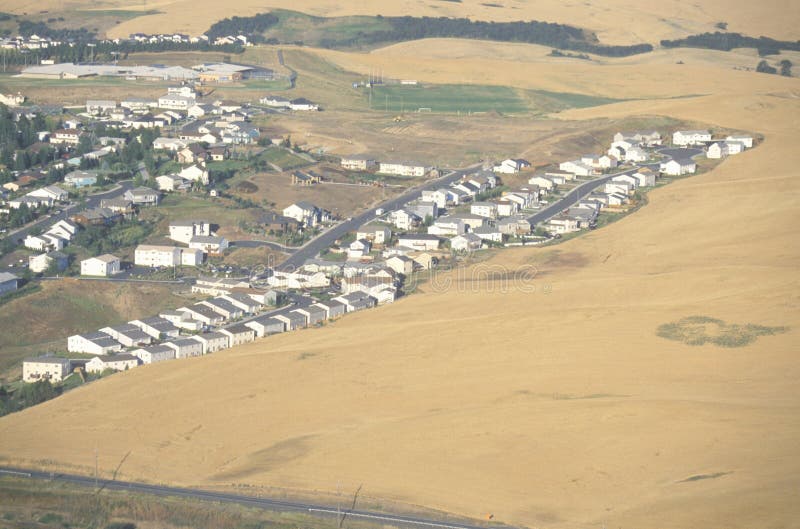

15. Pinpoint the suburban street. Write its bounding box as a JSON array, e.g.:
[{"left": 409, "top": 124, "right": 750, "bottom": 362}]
[
  {"left": 2, "top": 180, "right": 135, "bottom": 245},
  {"left": 275, "top": 165, "right": 479, "bottom": 270},
  {"left": 0, "top": 467, "right": 514, "bottom": 529}
]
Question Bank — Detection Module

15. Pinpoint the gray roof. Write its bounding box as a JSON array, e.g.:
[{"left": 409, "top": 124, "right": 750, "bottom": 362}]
[
  {"left": 0, "top": 272, "right": 18, "bottom": 283},
  {"left": 195, "top": 331, "right": 227, "bottom": 341},
  {"left": 24, "top": 355, "right": 70, "bottom": 366},
  {"left": 137, "top": 316, "right": 178, "bottom": 331},
  {"left": 225, "top": 323, "right": 254, "bottom": 334}
]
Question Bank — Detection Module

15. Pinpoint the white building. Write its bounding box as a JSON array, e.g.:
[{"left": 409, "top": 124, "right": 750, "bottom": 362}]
[
  {"left": 23, "top": 356, "right": 71, "bottom": 383},
  {"left": 132, "top": 345, "right": 176, "bottom": 364},
  {"left": 134, "top": 245, "right": 182, "bottom": 267},
  {"left": 470, "top": 202, "right": 499, "bottom": 219},
  {"left": 168, "top": 219, "right": 211, "bottom": 244},
  {"left": 672, "top": 130, "right": 711, "bottom": 146},
  {"left": 85, "top": 354, "right": 139, "bottom": 373},
  {"left": 378, "top": 161, "right": 432, "bottom": 178},
  {"left": 660, "top": 159, "right": 697, "bottom": 176},
  {"left": 451, "top": 233, "right": 482, "bottom": 251},
  {"left": 80, "top": 254, "right": 121, "bottom": 277},
  {"left": 67, "top": 332, "right": 122, "bottom": 355},
  {"left": 283, "top": 201, "right": 321, "bottom": 227},
  {"left": 492, "top": 158, "right": 530, "bottom": 174}
]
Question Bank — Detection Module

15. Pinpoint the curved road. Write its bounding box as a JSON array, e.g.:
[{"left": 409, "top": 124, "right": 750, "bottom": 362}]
[{"left": 0, "top": 466, "right": 515, "bottom": 529}]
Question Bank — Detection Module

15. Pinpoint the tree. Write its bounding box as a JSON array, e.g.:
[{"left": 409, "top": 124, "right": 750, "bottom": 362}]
[
  {"left": 756, "top": 60, "right": 777, "bottom": 74},
  {"left": 779, "top": 59, "right": 793, "bottom": 76}
]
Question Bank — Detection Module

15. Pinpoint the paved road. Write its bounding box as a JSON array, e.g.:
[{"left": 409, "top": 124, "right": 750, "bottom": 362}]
[
  {"left": 230, "top": 239, "right": 297, "bottom": 253},
  {"left": 0, "top": 466, "right": 511, "bottom": 529},
  {"left": 276, "top": 165, "right": 479, "bottom": 271},
  {"left": 2, "top": 180, "right": 135, "bottom": 245},
  {"left": 523, "top": 147, "right": 703, "bottom": 226}
]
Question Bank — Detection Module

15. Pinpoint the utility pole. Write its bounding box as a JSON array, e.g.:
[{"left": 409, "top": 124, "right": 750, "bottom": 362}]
[{"left": 94, "top": 447, "right": 98, "bottom": 488}]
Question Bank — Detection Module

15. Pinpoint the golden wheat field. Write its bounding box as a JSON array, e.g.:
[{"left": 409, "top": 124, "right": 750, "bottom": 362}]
[
  {"left": 1, "top": 3, "right": 799, "bottom": 527},
  {"left": 2, "top": 0, "right": 798, "bottom": 45}
]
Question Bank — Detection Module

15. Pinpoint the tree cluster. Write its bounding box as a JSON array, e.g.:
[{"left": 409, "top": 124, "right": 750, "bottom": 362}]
[
  {"left": 206, "top": 12, "right": 280, "bottom": 42},
  {"left": 661, "top": 32, "right": 800, "bottom": 55},
  {"left": 0, "top": 379, "right": 61, "bottom": 417},
  {"left": 331, "top": 16, "right": 654, "bottom": 57}
]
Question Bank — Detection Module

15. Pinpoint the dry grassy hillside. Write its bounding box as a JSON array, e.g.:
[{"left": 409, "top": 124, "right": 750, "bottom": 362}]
[
  {"left": 3, "top": 0, "right": 797, "bottom": 45},
  {"left": 0, "top": 38, "right": 798, "bottom": 528}
]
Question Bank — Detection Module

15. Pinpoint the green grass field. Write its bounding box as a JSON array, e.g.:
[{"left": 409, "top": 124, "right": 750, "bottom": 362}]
[
  {"left": 363, "top": 84, "right": 623, "bottom": 114},
  {"left": 532, "top": 89, "right": 623, "bottom": 109},
  {"left": 259, "top": 146, "right": 313, "bottom": 170},
  {"left": 366, "top": 84, "right": 530, "bottom": 114}
]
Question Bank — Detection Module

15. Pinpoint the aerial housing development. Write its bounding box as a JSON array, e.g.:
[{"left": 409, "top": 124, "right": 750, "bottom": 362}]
[{"left": 0, "top": 6, "right": 791, "bottom": 528}]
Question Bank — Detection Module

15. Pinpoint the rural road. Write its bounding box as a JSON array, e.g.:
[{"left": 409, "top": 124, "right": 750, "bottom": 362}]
[
  {"left": 275, "top": 165, "right": 479, "bottom": 271},
  {"left": 2, "top": 180, "right": 135, "bottom": 245},
  {"left": 0, "top": 467, "right": 514, "bottom": 529},
  {"left": 524, "top": 147, "right": 703, "bottom": 225}
]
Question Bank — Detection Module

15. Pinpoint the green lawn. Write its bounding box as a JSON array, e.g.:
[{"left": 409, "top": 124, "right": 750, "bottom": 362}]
[
  {"left": 259, "top": 146, "right": 313, "bottom": 170},
  {"left": 367, "top": 84, "right": 530, "bottom": 114},
  {"left": 531, "top": 89, "right": 623, "bottom": 109}
]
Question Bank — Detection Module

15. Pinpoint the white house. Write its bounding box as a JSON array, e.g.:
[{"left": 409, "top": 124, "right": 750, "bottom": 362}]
[
  {"left": 28, "top": 185, "right": 68, "bottom": 202},
  {"left": 528, "top": 175, "right": 555, "bottom": 191},
  {"left": 85, "top": 354, "right": 139, "bottom": 373},
  {"left": 378, "top": 161, "right": 432, "bottom": 178},
  {"left": 356, "top": 225, "right": 392, "bottom": 245},
  {"left": 153, "top": 137, "right": 189, "bottom": 151},
  {"left": 611, "top": 174, "right": 639, "bottom": 189},
  {"left": 397, "top": 234, "right": 440, "bottom": 251},
  {"left": 388, "top": 209, "right": 421, "bottom": 231},
  {"left": 169, "top": 219, "right": 211, "bottom": 244},
  {"left": 132, "top": 345, "right": 176, "bottom": 364},
  {"left": 156, "top": 174, "right": 190, "bottom": 192},
  {"left": 385, "top": 255, "right": 414, "bottom": 276},
  {"left": 163, "top": 338, "right": 204, "bottom": 359},
  {"left": 340, "top": 155, "right": 377, "bottom": 171},
  {"left": 428, "top": 217, "right": 465, "bottom": 237},
  {"left": 707, "top": 142, "right": 727, "bottom": 159},
  {"left": 348, "top": 238, "right": 372, "bottom": 259},
  {"left": 67, "top": 332, "right": 122, "bottom": 355},
  {"left": 23, "top": 356, "right": 71, "bottom": 383},
  {"left": 492, "top": 158, "right": 530, "bottom": 174},
  {"left": 189, "top": 235, "right": 229, "bottom": 254},
  {"left": 158, "top": 94, "right": 196, "bottom": 111},
  {"left": 547, "top": 216, "right": 580, "bottom": 234},
  {"left": 134, "top": 245, "right": 181, "bottom": 267},
  {"left": 191, "top": 332, "right": 230, "bottom": 354},
  {"left": 451, "top": 233, "right": 482, "bottom": 252},
  {"left": 672, "top": 130, "right": 711, "bottom": 146},
  {"left": 98, "top": 324, "right": 152, "bottom": 348},
  {"left": 632, "top": 168, "right": 657, "bottom": 187},
  {"left": 219, "top": 324, "right": 257, "bottom": 347},
  {"left": 179, "top": 164, "right": 209, "bottom": 185},
  {"left": 267, "top": 270, "right": 330, "bottom": 289},
  {"left": 624, "top": 146, "right": 648, "bottom": 163},
  {"left": 288, "top": 98, "right": 319, "bottom": 111},
  {"left": 470, "top": 201, "right": 499, "bottom": 219},
  {"left": 725, "top": 135, "right": 753, "bottom": 148},
  {"left": 559, "top": 160, "right": 594, "bottom": 176},
  {"left": 473, "top": 225, "right": 503, "bottom": 242},
  {"left": 660, "top": 159, "right": 697, "bottom": 176},
  {"left": 24, "top": 234, "right": 63, "bottom": 252},
  {"left": 80, "top": 254, "right": 121, "bottom": 276},
  {"left": 283, "top": 201, "right": 321, "bottom": 227}
]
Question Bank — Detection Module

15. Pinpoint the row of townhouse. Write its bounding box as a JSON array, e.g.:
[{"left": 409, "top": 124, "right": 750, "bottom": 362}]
[
  {"left": 260, "top": 95, "right": 320, "bottom": 111},
  {"left": 339, "top": 155, "right": 436, "bottom": 178}
]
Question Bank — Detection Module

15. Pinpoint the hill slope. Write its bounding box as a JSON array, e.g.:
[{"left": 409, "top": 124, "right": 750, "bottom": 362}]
[
  {"left": 0, "top": 54, "right": 798, "bottom": 527},
  {"left": 4, "top": 0, "right": 798, "bottom": 46}
]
